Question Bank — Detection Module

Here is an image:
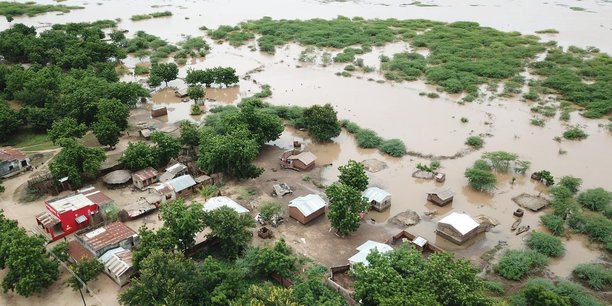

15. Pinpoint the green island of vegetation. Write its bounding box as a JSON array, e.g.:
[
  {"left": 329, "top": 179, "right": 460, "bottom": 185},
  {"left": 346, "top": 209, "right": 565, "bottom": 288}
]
[
  {"left": 210, "top": 17, "right": 612, "bottom": 118},
  {"left": 0, "top": 1, "right": 83, "bottom": 19},
  {"left": 130, "top": 11, "right": 172, "bottom": 21}
]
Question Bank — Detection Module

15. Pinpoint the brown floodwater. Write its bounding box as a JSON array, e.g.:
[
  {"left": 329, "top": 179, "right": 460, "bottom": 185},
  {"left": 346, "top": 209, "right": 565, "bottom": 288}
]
[{"left": 2, "top": 0, "right": 610, "bottom": 283}]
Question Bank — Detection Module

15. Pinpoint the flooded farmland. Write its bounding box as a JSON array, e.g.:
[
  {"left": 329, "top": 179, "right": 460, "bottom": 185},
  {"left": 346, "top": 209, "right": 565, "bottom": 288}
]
[{"left": 0, "top": 0, "right": 611, "bottom": 305}]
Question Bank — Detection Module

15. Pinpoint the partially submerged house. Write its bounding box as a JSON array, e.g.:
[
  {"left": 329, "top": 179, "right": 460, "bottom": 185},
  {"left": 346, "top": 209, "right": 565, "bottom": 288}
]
[
  {"left": 139, "top": 128, "right": 152, "bottom": 139},
  {"left": 203, "top": 196, "right": 249, "bottom": 214},
  {"left": 436, "top": 212, "right": 481, "bottom": 245},
  {"left": 74, "top": 222, "right": 138, "bottom": 257},
  {"left": 99, "top": 247, "right": 135, "bottom": 287},
  {"left": 174, "top": 88, "right": 188, "bottom": 98},
  {"left": 348, "top": 240, "right": 393, "bottom": 268},
  {"left": 0, "top": 146, "right": 31, "bottom": 178},
  {"left": 288, "top": 194, "right": 327, "bottom": 225},
  {"left": 160, "top": 163, "right": 188, "bottom": 182},
  {"left": 36, "top": 186, "right": 112, "bottom": 241},
  {"left": 132, "top": 167, "right": 159, "bottom": 190},
  {"left": 362, "top": 187, "right": 391, "bottom": 211},
  {"left": 427, "top": 187, "right": 455, "bottom": 206},
  {"left": 280, "top": 150, "right": 316, "bottom": 171},
  {"left": 151, "top": 105, "right": 167, "bottom": 117}
]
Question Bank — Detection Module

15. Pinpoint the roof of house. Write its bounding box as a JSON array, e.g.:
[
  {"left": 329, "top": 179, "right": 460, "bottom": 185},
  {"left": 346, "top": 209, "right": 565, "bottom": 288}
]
[
  {"left": 47, "top": 193, "right": 96, "bottom": 214},
  {"left": 133, "top": 167, "right": 159, "bottom": 181},
  {"left": 349, "top": 240, "right": 393, "bottom": 266},
  {"left": 167, "top": 175, "right": 196, "bottom": 192},
  {"left": 428, "top": 187, "right": 455, "bottom": 201},
  {"left": 102, "top": 170, "right": 132, "bottom": 185},
  {"left": 152, "top": 105, "right": 167, "bottom": 111},
  {"left": 78, "top": 186, "right": 113, "bottom": 206},
  {"left": 195, "top": 175, "right": 212, "bottom": 184},
  {"left": 203, "top": 196, "right": 249, "bottom": 214},
  {"left": 36, "top": 211, "right": 61, "bottom": 228},
  {"left": 288, "top": 151, "right": 316, "bottom": 165},
  {"left": 362, "top": 187, "right": 391, "bottom": 203},
  {"left": 78, "top": 222, "right": 137, "bottom": 253},
  {"left": 438, "top": 212, "right": 479, "bottom": 235},
  {"left": 412, "top": 236, "right": 428, "bottom": 248},
  {"left": 140, "top": 128, "right": 152, "bottom": 138},
  {"left": 150, "top": 182, "right": 174, "bottom": 194},
  {"left": 0, "top": 146, "right": 26, "bottom": 162},
  {"left": 99, "top": 247, "right": 133, "bottom": 277},
  {"left": 160, "top": 163, "right": 188, "bottom": 182},
  {"left": 68, "top": 240, "right": 95, "bottom": 261},
  {"left": 289, "top": 194, "right": 326, "bottom": 217}
]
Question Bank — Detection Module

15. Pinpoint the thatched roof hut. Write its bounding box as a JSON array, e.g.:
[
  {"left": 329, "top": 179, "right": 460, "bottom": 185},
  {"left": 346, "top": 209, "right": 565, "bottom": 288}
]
[{"left": 102, "top": 170, "right": 132, "bottom": 186}]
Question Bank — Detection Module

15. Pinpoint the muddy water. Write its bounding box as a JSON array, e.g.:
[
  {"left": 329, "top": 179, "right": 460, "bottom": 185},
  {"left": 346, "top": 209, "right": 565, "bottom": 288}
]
[{"left": 1, "top": 0, "right": 610, "bottom": 282}]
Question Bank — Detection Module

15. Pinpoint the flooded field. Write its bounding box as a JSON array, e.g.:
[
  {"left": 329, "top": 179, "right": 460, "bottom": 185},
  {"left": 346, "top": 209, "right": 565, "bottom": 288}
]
[{"left": 0, "top": 0, "right": 611, "bottom": 304}]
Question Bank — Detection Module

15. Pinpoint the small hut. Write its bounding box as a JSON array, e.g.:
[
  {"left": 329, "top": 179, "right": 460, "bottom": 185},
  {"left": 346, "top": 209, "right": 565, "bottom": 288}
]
[
  {"left": 132, "top": 167, "right": 159, "bottom": 190},
  {"left": 167, "top": 175, "right": 197, "bottom": 198},
  {"left": 0, "top": 146, "right": 31, "bottom": 178},
  {"left": 174, "top": 88, "right": 188, "bottom": 98},
  {"left": 151, "top": 106, "right": 167, "bottom": 117},
  {"left": 362, "top": 187, "right": 391, "bottom": 211},
  {"left": 288, "top": 194, "right": 326, "bottom": 225},
  {"left": 195, "top": 175, "right": 213, "bottom": 187},
  {"left": 280, "top": 150, "right": 316, "bottom": 171},
  {"left": 436, "top": 212, "right": 481, "bottom": 245},
  {"left": 348, "top": 240, "right": 393, "bottom": 268},
  {"left": 427, "top": 188, "right": 454, "bottom": 206},
  {"left": 102, "top": 170, "right": 132, "bottom": 188},
  {"left": 99, "top": 247, "right": 135, "bottom": 287}
]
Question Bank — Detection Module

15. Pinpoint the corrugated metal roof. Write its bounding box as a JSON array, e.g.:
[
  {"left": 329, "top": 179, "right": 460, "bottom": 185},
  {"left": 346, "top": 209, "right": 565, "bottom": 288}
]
[
  {"left": 289, "top": 194, "right": 326, "bottom": 217},
  {"left": 349, "top": 240, "right": 393, "bottom": 266},
  {"left": 438, "top": 212, "right": 479, "bottom": 235},
  {"left": 68, "top": 240, "right": 95, "bottom": 261},
  {"left": 47, "top": 194, "right": 95, "bottom": 214},
  {"left": 167, "top": 175, "right": 196, "bottom": 192},
  {"left": 288, "top": 151, "right": 316, "bottom": 165},
  {"left": 79, "top": 186, "right": 113, "bottom": 206},
  {"left": 78, "top": 222, "right": 136, "bottom": 253},
  {"left": 133, "top": 167, "right": 158, "bottom": 181},
  {"left": 0, "top": 146, "right": 26, "bottom": 162},
  {"left": 362, "top": 187, "right": 391, "bottom": 203},
  {"left": 203, "top": 196, "right": 249, "bottom": 214},
  {"left": 99, "top": 247, "right": 132, "bottom": 277},
  {"left": 428, "top": 187, "right": 455, "bottom": 201}
]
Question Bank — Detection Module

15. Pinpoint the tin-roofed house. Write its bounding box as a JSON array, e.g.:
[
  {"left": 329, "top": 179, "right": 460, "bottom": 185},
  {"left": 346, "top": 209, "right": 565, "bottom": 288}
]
[
  {"left": 203, "top": 196, "right": 249, "bottom": 214},
  {"left": 288, "top": 194, "right": 327, "bottom": 225},
  {"left": 348, "top": 240, "right": 393, "bottom": 268},
  {"left": 436, "top": 212, "right": 482, "bottom": 244},
  {"left": 427, "top": 188, "right": 455, "bottom": 206},
  {"left": 280, "top": 150, "right": 316, "bottom": 171},
  {"left": 167, "top": 174, "right": 197, "bottom": 198},
  {"left": 0, "top": 146, "right": 31, "bottom": 178},
  {"left": 160, "top": 163, "right": 188, "bottom": 182},
  {"left": 75, "top": 222, "right": 139, "bottom": 257},
  {"left": 362, "top": 187, "right": 391, "bottom": 211},
  {"left": 35, "top": 186, "right": 112, "bottom": 241},
  {"left": 99, "top": 247, "right": 135, "bottom": 286},
  {"left": 132, "top": 167, "right": 159, "bottom": 190}
]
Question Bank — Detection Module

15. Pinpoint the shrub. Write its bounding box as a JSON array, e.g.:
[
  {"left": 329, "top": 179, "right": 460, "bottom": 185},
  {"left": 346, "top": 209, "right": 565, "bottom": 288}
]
[
  {"left": 576, "top": 188, "right": 611, "bottom": 212},
  {"left": 465, "top": 136, "right": 484, "bottom": 149},
  {"left": 573, "top": 264, "right": 612, "bottom": 291},
  {"left": 563, "top": 125, "right": 588, "bottom": 140},
  {"left": 540, "top": 214, "right": 565, "bottom": 236},
  {"left": 460, "top": 117, "right": 469, "bottom": 123},
  {"left": 494, "top": 250, "right": 548, "bottom": 280},
  {"left": 341, "top": 120, "right": 362, "bottom": 134},
  {"left": 379, "top": 139, "right": 406, "bottom": 157},
  {"left": 199, "top": 184, "right": 219, "bottom": 199},
  {"left": 426, "top": 92, "right": 439, "bottom": 98},
  {"left": 464, "top": 159, "right": 496, "bottom": 192},
  {"left": 259, "top": 201, "right": 283, "bottom": 222},
  {"left": 568, "top": 213, "right": 612, "bottom": 245},
  {"left": 355, "top": 129, "right": 383, "bottom": 148},
  {"left": 191, "top": 104, "right": 202, "bottom": 115},
  {"left": 344, "top": 64, "right": 356, "bottom": 71},
  {"left": 558, "top": 176, "right": 582, "bottom": 194},
  {"left": 531, "top": 118, "right": 545, "bottom": 126},
  {"left": 527, "top": 231, "right": 565, "bottom": 257},
  {"left": 483, "top": 281, "right": 505, "bottom": 295},
  {"left": 134, "top": 64, "right": 150, "bottom": 75}
]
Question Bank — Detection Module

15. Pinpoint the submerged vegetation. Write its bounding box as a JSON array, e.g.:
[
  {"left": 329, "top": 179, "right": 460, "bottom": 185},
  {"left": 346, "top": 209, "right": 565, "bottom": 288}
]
[
  {"left": 340, "top": 120, "right": 407, "bottom": 157},
  {"left": 130, "top": 11, "right": 172, "bottom": 21},
  {"left": 0, "top": 1, "right": 83, "bottom": 19},
  {"left": 211, "top": 17, "right": 611, "bottom": 118}
]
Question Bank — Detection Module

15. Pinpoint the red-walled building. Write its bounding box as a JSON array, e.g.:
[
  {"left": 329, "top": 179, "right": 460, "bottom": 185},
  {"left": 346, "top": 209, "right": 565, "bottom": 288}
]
[{"left": 36, "top": 186, "right": 113, "bottom": 241}]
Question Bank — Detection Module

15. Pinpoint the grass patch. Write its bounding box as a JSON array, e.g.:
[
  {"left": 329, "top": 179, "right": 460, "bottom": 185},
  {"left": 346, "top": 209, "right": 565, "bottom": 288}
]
[
  {"left": 511, "top": 278, "right": 605, "bottom": 306},
  {"left": 530, "top": 118, "right": 545, "bottom": 127},
  {"left": 569, "top": 6, "right": 586, "bottom": 11},
  {"left": 1, "top": 130, "right": 56, "bottom": 151},
  {"left": 526, "top": 231, "right": 565, "bottom": 257},
  {"left": 562, "top": 125, "right": 588, "bottom": 140},
  {"left": 134, "top": 64, "right": 150, "bottom": 75},
  {"left": 355, "top": 129, "right": 383, "bottom": 148},
  {"left": 465, "top": 136, "right": 484, "bottom": 149},
  {"left": 0, "top": 2, "right": 83, "bottom": 17},
  {"left": 131, "top": 11, "right": 172, "bottom": 21},
  {"left": 540, "top": 213, "right": 565, "bottom": 236},
  {"left": 573, "top": 264, "right": 612, "bottom": 291},
  {"left": 379, "top": 139, "right": 406, "bottom": 157},
  {"left": 535, "top": 28, "right": 559, "bottom": 34},
  {"left": 130, "top": 14, "right": 152, "bottom": 21},
  {"left": 494, "top": 249, "right": 548, "bottom": 280},
  {"left": 568, "top": 212, "right": 612, "bottom": 250}
]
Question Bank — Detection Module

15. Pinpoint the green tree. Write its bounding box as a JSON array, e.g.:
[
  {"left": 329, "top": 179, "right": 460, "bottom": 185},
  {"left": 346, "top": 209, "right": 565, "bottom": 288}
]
[
  {"left": 132, "top": 226, "right": 176, "bottom": 272},
  {"left": 187, "top": 86, "right": 204, "bottom": 102},
  {"left": 186, "top": 69, "right": 215, "bottom": 87},
  {"left": 204, "top": 206, "right": 255, "bottom": 259},
  {"left": 160, "top": 199, "right": 206, "bottom": 252},
  {"left": 198, "top": 127, "right": 263, "bottom": 179},
  {"left": 303, "top": 104, "right": 341, "bottom": 142},
  {"left": 232, "top": 282, "right": 298, "bottom": 306},
  {"left": 227, "top": 104, "right": 284, "bottom": 146},
  {"left": 149, "top": 63, "right": 178, "bottom": 86},
  {"left": 338, "top": 160, "right": 369, "bottom": 192},
  {"left": 96, "top": 98, "right": 129, "bottom": 130},
  {"left": 67, "top": 257, "right": 103, "bottom": 291},
  {"left": 48, "top": 117, "right": 87, "bottom": 144},
  {"left": 292, "top": 266, "right": 346, "bottom": 306},
  {"left": 21, "top": 106, "right": 55, "bottom": 132},
  {"left": 50, "top": 241, "right": 69, "bottom": 262},
  {"left": 464, "top": 159, "right": 497, "bottom": 192},
  {"left": 325, "top": 183, "right": 367, "bottom": 235},
  {"left": 558, "top": 176, "right": 582, "bottom": 194},
  {"left": 259, "top": 201, "right": 283, "bottom": 222},
  {"left": 120, "top": 141, "right": 156, "bottom": 171},
  {"left": 521, "top": 284, "right": 570, "bottom": 306},
  {"left": 108, "top": 82, "right": 149, "bottom": 107},
  {"left": 92, "top": 117, "right": 121, "bottom": 149},
  {"left": 576, "top": 188, "right": 610, "bottom": 212},
  {"left": 150, "top": 131, "right": 181, "bottom": 166},
  {"left": 180, "top": 121, "right": 200, "bottom": 147},
  {"left": 481, "top": 151, "right": 518, "bottom": 172},
  {"left": 242, "top": 239, "right": 297, "bottom": 278},
  {"left": 49, "top": 138, "right": 106, "bottom": 187},
  {"left": 0, "top": 100, "right": 20, "bottom": 142}
]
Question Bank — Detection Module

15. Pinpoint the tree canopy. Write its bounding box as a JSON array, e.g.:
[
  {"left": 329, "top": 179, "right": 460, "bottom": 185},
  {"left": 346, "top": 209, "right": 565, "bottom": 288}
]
[
  {"left": 47, "top": 117, "right": 87, "bottom": 144},
  {"left": 160, "top": 199, "right": 206, "bottom": 252},
  {"left": 303, "top": 104, "right": 341, "bottom": 142},
  {"left": 120, "top": 141, "right": 157, "bottom": 171},
  {"left": 49, "top": 138, "right": 106, "bottom": 187},
  {"left": 198, "top": 127, "right": 263, "bottom": 179},
  {"left": 149, "top": 63, "right": 178, "bottom": 86},
  {"left": 204, "top": 206, "right": 255, "bottom": 259},
  {"left": 150, "top": 131, "right": 181, "bottom": 166},
  {"left": 337, "top": 160, "right": 369, "bottom": 192},
  {"left": 325, "top": 182, "right": 367, "bottom": 235}
]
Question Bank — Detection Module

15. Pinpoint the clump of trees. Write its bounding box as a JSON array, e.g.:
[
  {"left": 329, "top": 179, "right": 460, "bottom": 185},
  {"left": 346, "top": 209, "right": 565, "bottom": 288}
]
[
  {"left": 326, "top": 160, "right": 369, "bottom": 235},
  {"left": 49, "top": 139, "right": 106, "bottom": 188},
  {"left": 303, "top": 104, "right": 341, "bottom": 142},
  {"left": 120, "top": 131, "right": 181, "bottom": 171},
  {"left": 464, "top": 159, "right": 497, "bottom": 192},
  {"left": 185, "top": 67, "right": 239, "bottom": 87},
  {"left": 353, "top": 245, "right": 494, "bottom": 305},
  {"left": 576, "top": 187, "right": 610, "bottom": 213},
  {"left": 379, "top": 139, "right": 406, "bottom": 157},
  {"left": 464, "top": 151, "right": 530, "bottom": 192},
  {"left": 340, "top": 120, "right": 408, "bottom": 157}
]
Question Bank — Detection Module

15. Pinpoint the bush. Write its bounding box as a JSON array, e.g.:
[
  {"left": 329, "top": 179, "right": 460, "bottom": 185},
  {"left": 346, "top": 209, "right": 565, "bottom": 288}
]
[
  {"left": 134, "top": 64, "right": 150, "bottom": 75},
  {"left": 259, "top": 202, "right": 283, "bottom": 222},
  {"left": 460, "top": 117, "right": 469, "bottom": 123},
  {"left": 494, "top": 250, "right": 548, "bottom": 280},
  {"left": 573, "top": 264, "right": 612, "bottom": 291},
  {"left": 464, "top": 159, "right": 496, "bottom": 192},
  {"left": 576, "top": 188, "right": 611, "bottom": 212},
  {"left": 527, "top": 231, "right": 565, "bottom": 257},
  {"left": 341, "top": 120, "right": 362, "bottom": 134},
  {"left": 483, "top": 281, "right": 505, "bottom": 295},
  {"left": 426, "top": 92, "right": 439, "bottom": 98},
  {"left": 530, "top": 118, "right": 545, "bottom": 126},
  {"left": 465, "top": 136, "right": 484, "bottom": 149},
  {"left": 344, "top": 64, "right": 355, "bottom": 71},
  {"left": 563, "top": 125, "right": 588, "bottom": 140},
  {"left": 355, "top": 129, "right": 383, "bottom": 148},
  {"left": 191, "top": 104, "right": 202, "bottom": 115},
  {"left": 568, "top": 213, "right": 612, "bottom": 246},
  {"left": 540, "top": 214, "right": 565, "bottom": 236},
  {"left": 379, "top": 139, "right": 406, "bottom": 157},
  {"left": 558, "top": 176, "right": 582, "bottom": 194}
]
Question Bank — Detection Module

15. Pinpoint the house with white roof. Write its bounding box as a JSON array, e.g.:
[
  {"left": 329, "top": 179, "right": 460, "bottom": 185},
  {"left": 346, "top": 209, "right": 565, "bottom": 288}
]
[
  {"left": 203, "top": 196, "right": 249, "bottom": 214},
  {"left": 436, "top": 212, "right": 482, "bottom": 244},
  {"left": 362, "top": 187, "right": 392, "bottom": 211},
  {"left": 99, "top": 247, "right": 134, "bottom": 287},
  {"left": 288, "top": 194, "right": 327, "bottom": 224},
  {"left": 348, "top": 240, "right": 393, "bottom": 268}
]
